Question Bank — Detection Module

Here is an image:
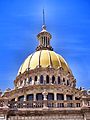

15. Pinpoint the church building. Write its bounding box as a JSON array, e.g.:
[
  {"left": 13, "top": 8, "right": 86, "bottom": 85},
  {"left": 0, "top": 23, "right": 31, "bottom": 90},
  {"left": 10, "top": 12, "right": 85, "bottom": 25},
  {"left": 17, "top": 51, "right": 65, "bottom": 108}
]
[{"left": 0, "top": 11, "right": 90, "bottom": 120}]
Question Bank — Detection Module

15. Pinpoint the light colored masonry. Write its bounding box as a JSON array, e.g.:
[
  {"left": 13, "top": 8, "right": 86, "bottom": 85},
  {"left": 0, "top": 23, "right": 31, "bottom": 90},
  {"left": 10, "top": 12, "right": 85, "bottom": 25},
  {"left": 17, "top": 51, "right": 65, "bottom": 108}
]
[{"left": 0, "top": 16, "right": 90, "bottom": 120}]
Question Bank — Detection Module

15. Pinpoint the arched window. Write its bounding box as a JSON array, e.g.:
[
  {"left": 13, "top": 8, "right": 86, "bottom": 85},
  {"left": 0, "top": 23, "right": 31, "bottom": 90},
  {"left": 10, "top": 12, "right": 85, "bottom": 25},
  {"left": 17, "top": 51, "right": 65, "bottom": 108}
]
[
  {"left": 36, "top": 93, "right": 43, "bottom": 100},
  {"left": 57, "top": 94, "right": 64, "bottom": 100},
  {"left": 18, "top": 96, "right": 24, "bottom": 101},
  {"left": 41, "top": 37, "right": 43, "bottom": 44},
  {"left": 58, "top": 76, "right": 60, "bottom": 84},
  {"left": 28, "top": 77, "right": 32, "bottom": 84},
  {"left": 63, "top": 78, "right": 65, "bottom": 82},
  {"left": 46, "top": 75, "right": 49, "bottom": 84},
  {"left": 44, "top": 36, "right": 45, "bottom": 45},
  {"left": 40, "top": 75, "right": 44, "bottom": 84},
  {"left": 52, "top": 75, "right": 55, "bottom": 84},
  {"left": 66, "top": 95, "right": 72, "bottom": 100},
  {"left": 27, "top": 94, "right": 33, "bottom": 101},
  {"left": 67, "top": 80, "right": 69, "bottom": 86},
  {"left": 47, "top": 93, "right": 54, "bottom": 100},
  {"left": 35, "top": 76, "right": 37, "bottom": 81}
]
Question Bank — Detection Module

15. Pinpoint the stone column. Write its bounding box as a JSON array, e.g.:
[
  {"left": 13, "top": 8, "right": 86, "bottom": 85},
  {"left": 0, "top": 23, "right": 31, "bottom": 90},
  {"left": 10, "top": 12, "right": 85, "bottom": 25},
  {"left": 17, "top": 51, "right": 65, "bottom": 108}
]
[
  {"left": 72, "top": 95, "right": 75, "bottom": 107},
  {"left": 37, "top": 76, "right": 40, "bottom": 85},
  {"left": 24, "top": 94, "right": 27, "bottom": 101},
  {"left": 54, "top": 93, "right": 57, "bottom": 100},
  {"left": 34, "top": 93, "right": 36, "bottom": 101},
  {"left": 55, "top": 76, "right": 58, "bottom": 84},
  {"left": 61, "top": 77, "right": 63, "bottom": 85},
  {"left": 32, "top": 77, "right": 34, "bottom": 85},
  {"left": 54, "top": 92, "right": 57, "bottom": 107},
  {"left": 44, "top": 75, "right": 46, "bottom": 84},
  {"left": 50, "top": 75, "right": 52, "bottom": 84},
  {"left": 73, "top": 95, "right": 75, "bottom": 100},
  {"left": 64, "top": 94, "right": 67, "bottom": 100},
  {"left": 64, "top": 94, "right": 67, "bottom": 107},
  {"left": 15, "top": 97, "right": 18, "bottom": 101}
]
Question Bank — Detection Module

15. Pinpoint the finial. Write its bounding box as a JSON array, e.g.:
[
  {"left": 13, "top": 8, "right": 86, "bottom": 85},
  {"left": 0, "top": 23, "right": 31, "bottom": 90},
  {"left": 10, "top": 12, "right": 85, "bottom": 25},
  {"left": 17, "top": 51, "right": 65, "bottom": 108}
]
[
  {"left": 42, "top": 9, "right": 46, "bottom": 30},
  {"left": 43, "top": 8, "right": 45, "bottom": 25}
]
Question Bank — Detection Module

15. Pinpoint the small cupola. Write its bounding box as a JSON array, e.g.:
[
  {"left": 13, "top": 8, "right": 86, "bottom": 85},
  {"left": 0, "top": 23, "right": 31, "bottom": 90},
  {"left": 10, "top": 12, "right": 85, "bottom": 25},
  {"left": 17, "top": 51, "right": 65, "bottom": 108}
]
[{"left": 36, "top": 9, "right": 53, "bottom": 51}]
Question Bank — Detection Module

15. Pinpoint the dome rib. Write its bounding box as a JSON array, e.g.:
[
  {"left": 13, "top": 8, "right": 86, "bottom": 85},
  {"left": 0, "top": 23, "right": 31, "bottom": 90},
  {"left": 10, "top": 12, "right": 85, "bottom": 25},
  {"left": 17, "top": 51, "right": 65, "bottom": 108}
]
[
  {"left": 48, "top": 51, "right": 53, "bottom": 67},
  {"left": 39, "top": 50, "right": 42, "bottom": 67},
  {"left": 28, "top": 53, "right": 34, "bottom": 69},
  {"left": 47, "top": 50, "right": 51, "bottom": 67}
]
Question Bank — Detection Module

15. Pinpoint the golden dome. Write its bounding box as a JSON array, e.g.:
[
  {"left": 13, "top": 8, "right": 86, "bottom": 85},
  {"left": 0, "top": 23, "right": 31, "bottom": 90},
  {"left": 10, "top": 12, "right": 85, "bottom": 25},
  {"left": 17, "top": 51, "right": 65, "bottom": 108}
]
[
  {"left": 18, "top": 14, "right": 71, "bottom": 75},
  {"left": 18, "top": 50, "right": 70, "bottom": 75}
]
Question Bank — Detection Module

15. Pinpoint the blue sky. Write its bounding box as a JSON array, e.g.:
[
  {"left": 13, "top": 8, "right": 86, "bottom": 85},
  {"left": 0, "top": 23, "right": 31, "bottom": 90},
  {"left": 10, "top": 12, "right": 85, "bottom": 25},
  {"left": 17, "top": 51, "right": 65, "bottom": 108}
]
[{"left": 0, "top": 0, "right": 90, "bottom": 91}]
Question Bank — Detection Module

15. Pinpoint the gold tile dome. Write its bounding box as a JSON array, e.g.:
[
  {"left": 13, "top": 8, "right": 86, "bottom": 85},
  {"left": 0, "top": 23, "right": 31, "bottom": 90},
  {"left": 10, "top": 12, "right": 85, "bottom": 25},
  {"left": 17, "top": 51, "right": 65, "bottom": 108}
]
[{"left": 18, "top": 50, "right": 70, "bottom": 75}]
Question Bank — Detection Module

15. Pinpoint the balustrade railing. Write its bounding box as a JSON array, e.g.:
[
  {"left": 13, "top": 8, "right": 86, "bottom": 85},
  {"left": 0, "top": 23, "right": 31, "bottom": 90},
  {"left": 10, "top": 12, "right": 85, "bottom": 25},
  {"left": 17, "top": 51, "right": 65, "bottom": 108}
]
[
  {"left": 8, "top": 100, "right": 82, "bottom": 109},
  {"left": 8, "top": 101, "right": 44, "bottom": 108}
]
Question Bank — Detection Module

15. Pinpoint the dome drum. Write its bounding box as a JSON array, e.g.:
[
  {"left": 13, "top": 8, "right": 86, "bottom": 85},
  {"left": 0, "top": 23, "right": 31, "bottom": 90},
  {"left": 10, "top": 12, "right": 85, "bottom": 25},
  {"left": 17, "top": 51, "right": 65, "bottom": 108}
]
[{"left": 15, "top": 67, "right": 75, "bottom": 89}]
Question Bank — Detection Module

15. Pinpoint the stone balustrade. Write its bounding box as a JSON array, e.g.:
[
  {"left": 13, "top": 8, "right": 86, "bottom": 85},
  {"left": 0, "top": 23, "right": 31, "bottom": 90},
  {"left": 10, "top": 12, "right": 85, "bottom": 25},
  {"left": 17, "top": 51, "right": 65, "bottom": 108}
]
[
  {"left": 0, "top": 99, "right": 90, "bottom": 109},
  {"left": 8, "top": 100, "right": 82, "bottom": 109}
]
